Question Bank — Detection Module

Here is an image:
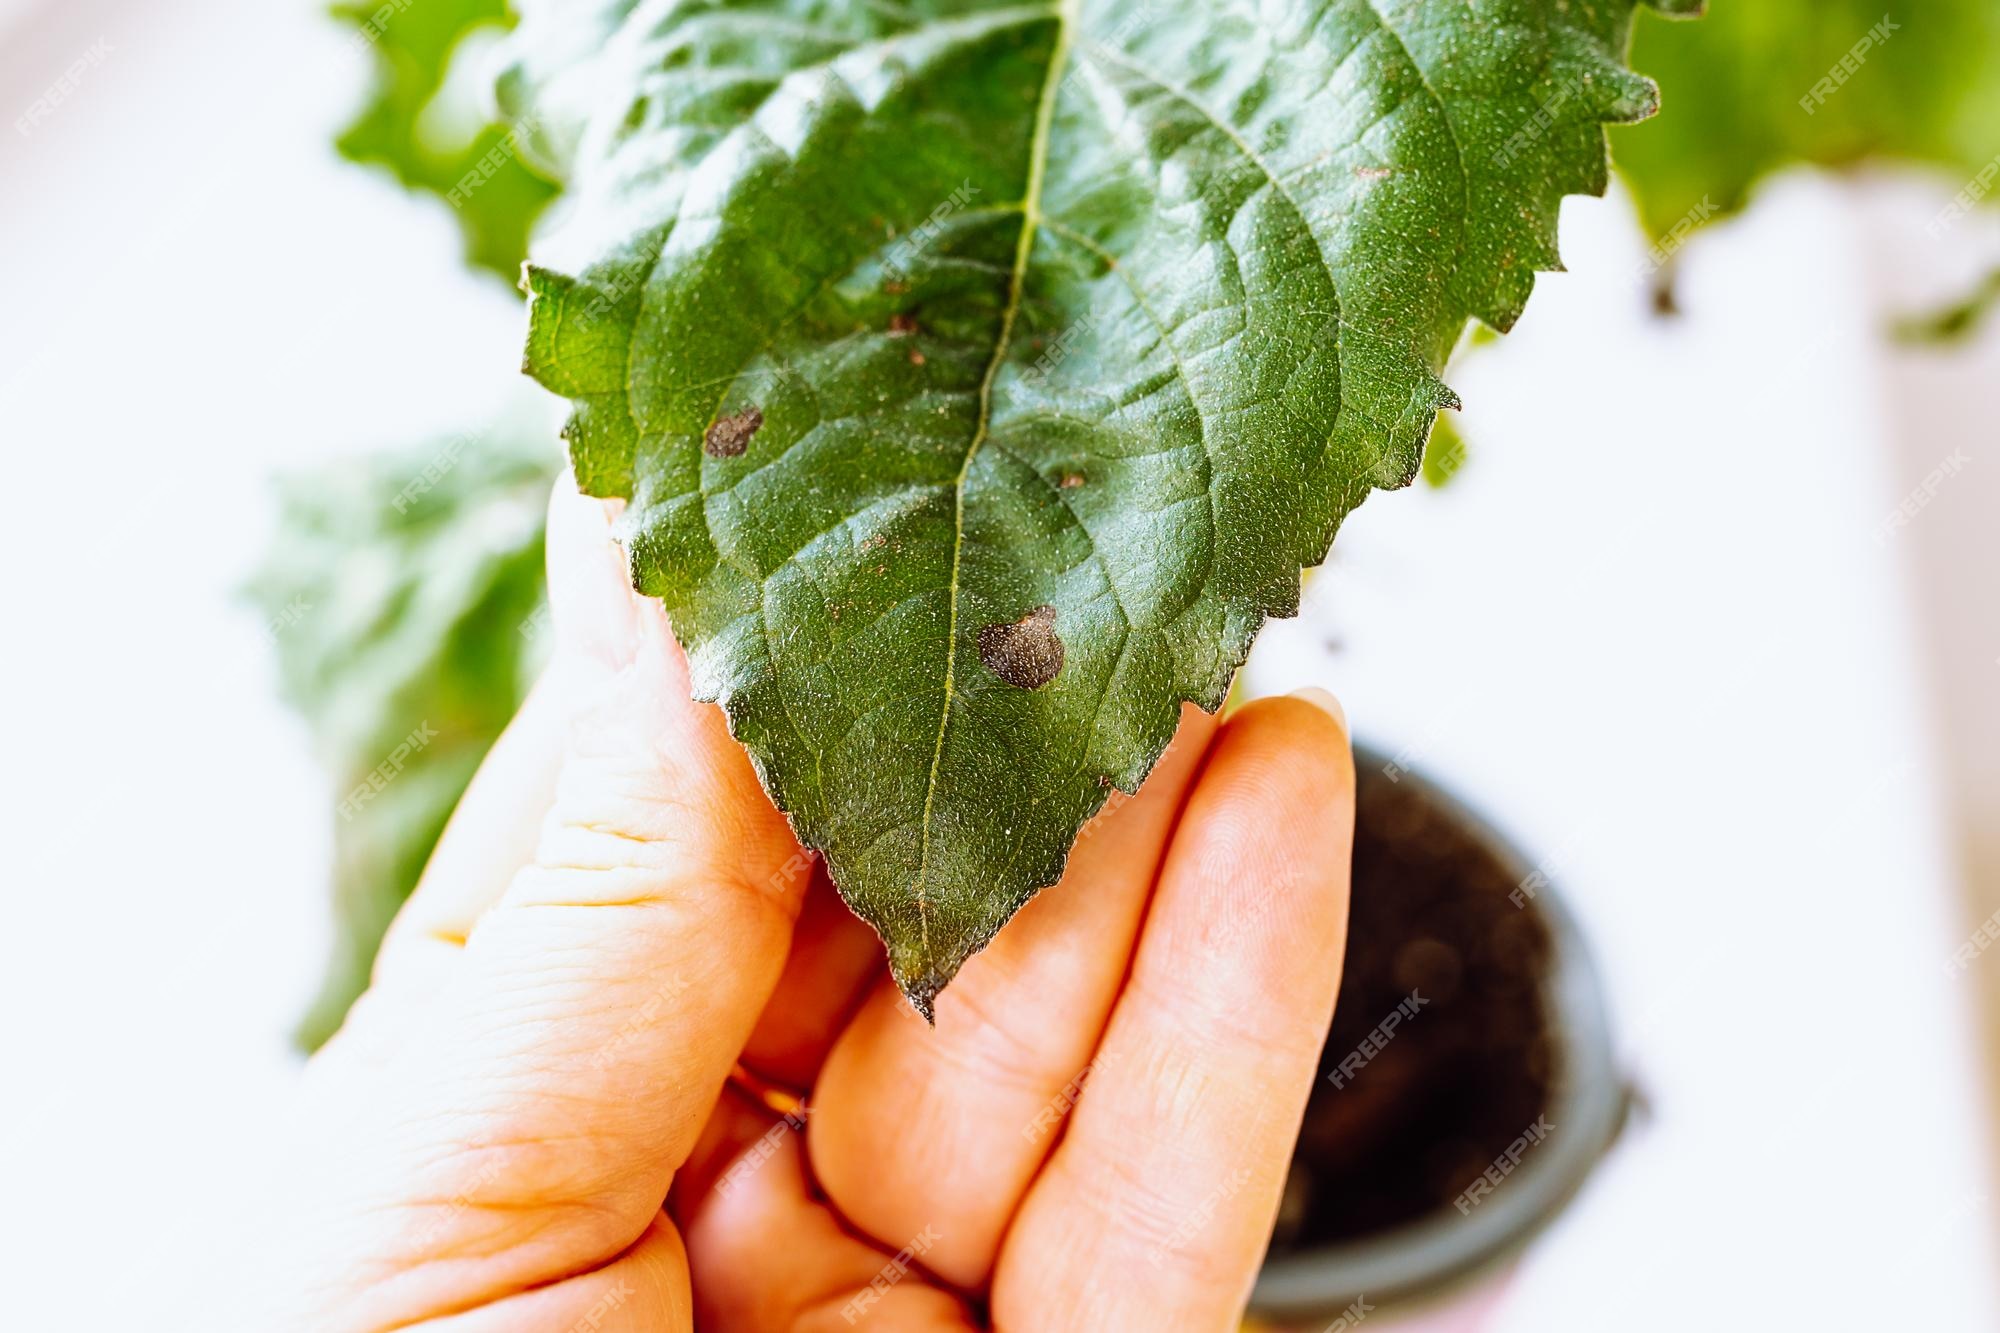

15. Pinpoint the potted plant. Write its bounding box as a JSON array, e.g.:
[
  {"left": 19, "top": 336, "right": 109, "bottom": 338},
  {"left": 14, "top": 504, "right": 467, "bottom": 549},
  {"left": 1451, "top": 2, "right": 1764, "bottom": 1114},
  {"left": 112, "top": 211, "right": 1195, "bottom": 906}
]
[{"left": 1249, "top": 748, "right": 1626, "bottom": 1329}]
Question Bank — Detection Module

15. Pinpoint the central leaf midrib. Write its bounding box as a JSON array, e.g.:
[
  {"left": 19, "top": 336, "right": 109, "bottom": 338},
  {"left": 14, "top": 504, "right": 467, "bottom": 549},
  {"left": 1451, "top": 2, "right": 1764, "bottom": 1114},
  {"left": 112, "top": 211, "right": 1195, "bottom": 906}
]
[{"left": 910, "top": 0, "right": 1078, "bottom": 954}]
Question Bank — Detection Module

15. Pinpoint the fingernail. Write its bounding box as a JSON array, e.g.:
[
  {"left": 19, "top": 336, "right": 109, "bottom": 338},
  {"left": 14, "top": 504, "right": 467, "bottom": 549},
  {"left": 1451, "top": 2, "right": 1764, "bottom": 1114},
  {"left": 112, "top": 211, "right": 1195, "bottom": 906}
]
[
  {"left": 547, "top": 470, "right": 644, "bottom": 673},
  {"left": 1288, "top": 686, "right": 1348, "bottom": 732}
]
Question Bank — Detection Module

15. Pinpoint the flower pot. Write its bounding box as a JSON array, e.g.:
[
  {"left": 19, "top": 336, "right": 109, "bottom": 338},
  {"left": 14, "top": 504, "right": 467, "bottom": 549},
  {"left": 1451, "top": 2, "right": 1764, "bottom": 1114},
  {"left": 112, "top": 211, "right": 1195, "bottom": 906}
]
[{"left": 1246, "top": 746, "right": 1627, "bottom": 1330}]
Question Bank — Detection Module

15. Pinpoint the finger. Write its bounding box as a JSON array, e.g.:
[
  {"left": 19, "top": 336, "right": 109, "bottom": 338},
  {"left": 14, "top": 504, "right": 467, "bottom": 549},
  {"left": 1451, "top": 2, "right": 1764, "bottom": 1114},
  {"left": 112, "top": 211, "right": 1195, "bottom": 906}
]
[
  {"left": 330, "top": 477, "right": 645, "bottom": 1062},
  {"left": 412, "top": 1211, "right": 692, "bottom": 1332},
  {"left": 677, "top": 1093, "right": 979, "bottom": 1332},
  {"left": 736, "top": 861, "right": 887, "bottom": 1091},
  {"left": 284, "top": 475, "right": 816, "bottom": 1331},
  {"left": 354, "top": 669, "right": 570, "bottom": 1015},
  {"left": 808, "top": 702, "right": 1218, "bottom": 1287},
  {"left": 992, "top": 690, "right": 1353, "bottom": 1331}
]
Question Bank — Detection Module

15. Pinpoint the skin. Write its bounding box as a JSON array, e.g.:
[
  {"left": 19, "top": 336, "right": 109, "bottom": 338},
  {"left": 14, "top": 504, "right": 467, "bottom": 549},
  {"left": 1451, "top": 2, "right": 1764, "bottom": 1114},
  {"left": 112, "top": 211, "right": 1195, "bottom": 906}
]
[{"left": 272, "top": 475, "right": 1356, "bottom": 1332}]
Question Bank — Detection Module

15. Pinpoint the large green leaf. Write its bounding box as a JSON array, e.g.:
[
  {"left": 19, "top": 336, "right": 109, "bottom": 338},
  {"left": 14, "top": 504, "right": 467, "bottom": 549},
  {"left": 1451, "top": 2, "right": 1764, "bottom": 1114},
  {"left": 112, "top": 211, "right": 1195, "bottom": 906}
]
[
  {"left": 508, "top": 0, "right": 1674, "bottom": 1014},
  {"left": 250, "top": 430, "right": 553, "bottom": 1047},
  {"left": 336, "top": 0, "right": 561, "bottom": 281},
  {"left": 1615, "top": 0, "right": 2000, "bottom": 238}
]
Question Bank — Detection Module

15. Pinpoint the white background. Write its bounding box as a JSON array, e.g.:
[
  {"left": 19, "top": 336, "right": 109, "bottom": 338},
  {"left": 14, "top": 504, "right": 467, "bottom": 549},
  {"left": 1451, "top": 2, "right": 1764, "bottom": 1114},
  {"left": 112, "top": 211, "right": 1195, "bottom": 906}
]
[{"left": 1, "top": 1, "right": 1997, "bottom": 1328}]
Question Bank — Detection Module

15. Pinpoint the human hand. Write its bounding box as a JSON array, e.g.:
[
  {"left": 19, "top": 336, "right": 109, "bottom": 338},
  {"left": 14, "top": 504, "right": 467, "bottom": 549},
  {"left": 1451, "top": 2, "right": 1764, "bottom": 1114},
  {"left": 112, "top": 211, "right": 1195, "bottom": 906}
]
[{"left": 273, "top": 475, "right": 1355, "bottom": 1331}]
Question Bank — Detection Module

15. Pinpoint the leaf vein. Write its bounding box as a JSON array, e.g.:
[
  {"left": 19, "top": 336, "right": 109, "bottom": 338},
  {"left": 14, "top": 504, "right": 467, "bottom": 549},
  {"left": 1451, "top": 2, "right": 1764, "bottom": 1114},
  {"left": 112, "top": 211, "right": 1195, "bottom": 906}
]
[{"left": 912, "top": 0, "right": 1078, "bottom": 958}]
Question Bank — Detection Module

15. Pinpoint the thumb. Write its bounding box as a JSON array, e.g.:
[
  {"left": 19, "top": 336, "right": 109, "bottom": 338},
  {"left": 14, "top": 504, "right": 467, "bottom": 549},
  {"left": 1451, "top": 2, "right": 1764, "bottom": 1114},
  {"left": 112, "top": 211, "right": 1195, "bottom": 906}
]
[{"left": 289, "top": 474, "right": 814, "bottom": 1330}]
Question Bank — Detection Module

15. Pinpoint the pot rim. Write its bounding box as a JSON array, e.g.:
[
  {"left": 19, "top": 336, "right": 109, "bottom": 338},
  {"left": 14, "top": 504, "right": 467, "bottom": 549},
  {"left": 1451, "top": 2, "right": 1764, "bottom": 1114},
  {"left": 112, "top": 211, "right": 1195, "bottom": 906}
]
[{"left": 1247, "top": 740, "right": 1626, "bottom": 1321}]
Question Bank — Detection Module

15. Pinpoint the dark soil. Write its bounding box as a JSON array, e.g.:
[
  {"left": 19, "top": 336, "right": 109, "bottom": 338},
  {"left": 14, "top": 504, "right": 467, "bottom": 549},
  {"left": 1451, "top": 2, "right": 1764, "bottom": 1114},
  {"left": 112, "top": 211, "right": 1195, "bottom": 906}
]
[{"left": 1267, "top": 763, "right": 1557, "bottom": 1253}]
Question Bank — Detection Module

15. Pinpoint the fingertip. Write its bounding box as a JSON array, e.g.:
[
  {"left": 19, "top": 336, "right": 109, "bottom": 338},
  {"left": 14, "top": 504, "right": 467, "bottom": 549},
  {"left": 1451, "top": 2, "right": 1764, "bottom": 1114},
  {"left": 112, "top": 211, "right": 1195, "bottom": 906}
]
[
  {"left": 1141, "top": 687, "right": 1355, "bottom": 1014},
  {"left": 1211, "top": 689, "right": 1355, "bottom": 806},
  {"left": 546, "top": 469, "right": 644, "bottom": 674},
  {"left": 1286, "top": 684, "right": 1348, "bottom": 734}
]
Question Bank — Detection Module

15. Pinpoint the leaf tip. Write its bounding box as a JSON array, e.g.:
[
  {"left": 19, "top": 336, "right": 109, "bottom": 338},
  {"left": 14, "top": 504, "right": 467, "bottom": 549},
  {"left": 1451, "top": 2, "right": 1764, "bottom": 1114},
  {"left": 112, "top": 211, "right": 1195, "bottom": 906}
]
[{"left": 896, "top": 971, "right": 943, "bottom": 1026}]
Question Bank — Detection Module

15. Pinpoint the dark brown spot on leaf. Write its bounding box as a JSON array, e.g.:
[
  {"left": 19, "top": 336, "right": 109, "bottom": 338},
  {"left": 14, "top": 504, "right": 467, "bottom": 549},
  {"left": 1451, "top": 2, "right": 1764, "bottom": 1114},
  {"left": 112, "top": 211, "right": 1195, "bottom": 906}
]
[
  {"left": 705, "top": 407, "right": 762, "bottom": 458},
  {"left": 889, "top": 312, "right": 919, "bottom": 336},
  {"left": 978, "top": 605, "right": 1064, "bottom": 690}
]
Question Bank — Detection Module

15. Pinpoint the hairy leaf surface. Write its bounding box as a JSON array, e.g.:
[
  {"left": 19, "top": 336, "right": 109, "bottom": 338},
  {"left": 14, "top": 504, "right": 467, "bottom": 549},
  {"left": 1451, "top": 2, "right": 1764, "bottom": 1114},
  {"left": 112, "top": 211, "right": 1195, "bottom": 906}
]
[{"left": 508, "top": 0, "right": 1671, "bottom": 1012}]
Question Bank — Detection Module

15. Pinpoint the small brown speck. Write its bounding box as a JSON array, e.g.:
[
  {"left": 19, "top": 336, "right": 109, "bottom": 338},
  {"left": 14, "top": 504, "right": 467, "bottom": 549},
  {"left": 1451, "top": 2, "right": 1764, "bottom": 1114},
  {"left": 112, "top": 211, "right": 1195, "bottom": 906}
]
[
  {"left": 884, "top": 279, "right": 909, "bottom": 295},
  {"left": 908, "top": 349, "right": 926, "bottom": 366},
  {"left": 977, "top": 605, "right": 1064, "bottom": 690},
  {"left": 1649, "top": 267, "right": 1681, "bottom": 318},
  {"left": 704, "top": 406, "right": 763, "bottom": 458},
  {"left": 1355, "top": 164, "right": 1392, "bottom": 180},
  {"left": 1059, "top": 472, "right": 1085, "bottom": 489},
  {"left": 889, "top": 312, "right": 919, "bottom": 336}
]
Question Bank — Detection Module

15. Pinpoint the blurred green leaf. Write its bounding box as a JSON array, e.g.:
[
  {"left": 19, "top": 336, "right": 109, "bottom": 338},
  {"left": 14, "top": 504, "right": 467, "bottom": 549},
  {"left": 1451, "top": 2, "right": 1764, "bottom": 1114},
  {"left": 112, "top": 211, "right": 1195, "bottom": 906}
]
[
  {"left": 1421, "top": 412, "right": 1469, "bottom": 488},
  {"left": 1614, "top": 0, "right": 2000, "bottom": 238},
  {"left": 335, "top": 0, "right": 560, "bottom": 281},
  {"left": 1894, "top": 264, "right": 2000, "bottom": 345},
  {"left": 249, "top": 431, "right": 554, "bottom": 1048}
]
